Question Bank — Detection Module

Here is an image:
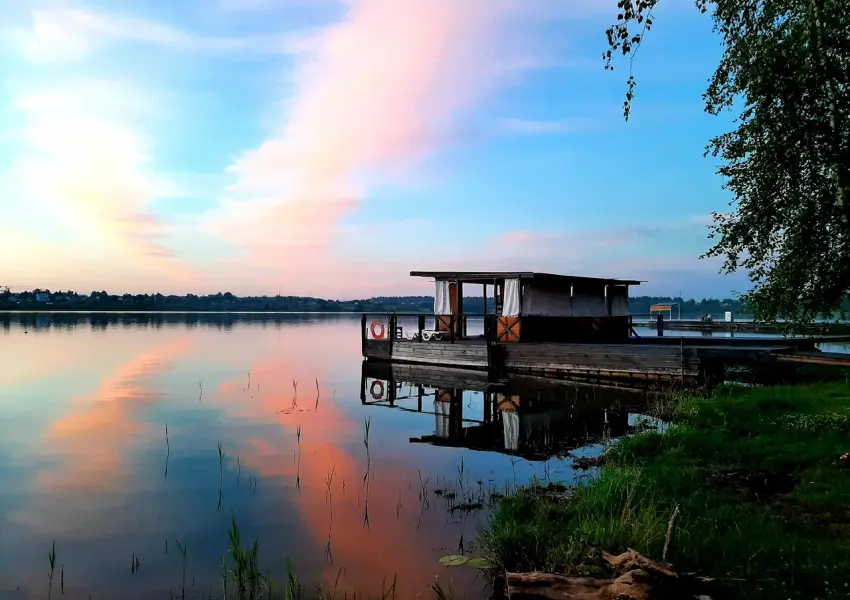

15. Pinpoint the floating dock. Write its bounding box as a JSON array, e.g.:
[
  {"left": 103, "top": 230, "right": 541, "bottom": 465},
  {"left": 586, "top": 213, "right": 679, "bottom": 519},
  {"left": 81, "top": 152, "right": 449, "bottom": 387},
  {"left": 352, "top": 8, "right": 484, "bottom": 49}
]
[{"left": 361, "top": 271, "right": 848, "bottom": 386}]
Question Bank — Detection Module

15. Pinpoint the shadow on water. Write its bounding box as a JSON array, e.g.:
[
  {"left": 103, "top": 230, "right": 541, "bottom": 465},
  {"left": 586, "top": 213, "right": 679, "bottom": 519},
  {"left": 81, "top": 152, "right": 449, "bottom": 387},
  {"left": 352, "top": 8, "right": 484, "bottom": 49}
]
[
  {"left": 0, "top": 311, "right": 350, "bottom": 332},
  {"left": 360, "top": 361, "right": 666, "bottom": 463},
  {"left": 1, "top": 312, "right": 670, "bottom": 600}
]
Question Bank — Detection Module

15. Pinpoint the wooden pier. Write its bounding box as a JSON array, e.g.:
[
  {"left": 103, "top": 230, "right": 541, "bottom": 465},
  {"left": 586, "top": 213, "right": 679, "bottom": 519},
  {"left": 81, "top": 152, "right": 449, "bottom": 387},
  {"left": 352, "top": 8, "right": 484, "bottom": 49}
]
[
  {"left": 361, "top": 271, "right": 849, "bottom": 385},
  {"left": 642, "top": 317, "right": 850, "bottom": 337}
]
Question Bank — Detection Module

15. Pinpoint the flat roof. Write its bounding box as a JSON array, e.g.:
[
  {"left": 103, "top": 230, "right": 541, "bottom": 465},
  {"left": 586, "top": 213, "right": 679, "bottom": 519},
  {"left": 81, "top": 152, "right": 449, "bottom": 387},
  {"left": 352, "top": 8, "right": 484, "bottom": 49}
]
[{"left": 409, "top": 271, "right": 643, "bottom": 286}]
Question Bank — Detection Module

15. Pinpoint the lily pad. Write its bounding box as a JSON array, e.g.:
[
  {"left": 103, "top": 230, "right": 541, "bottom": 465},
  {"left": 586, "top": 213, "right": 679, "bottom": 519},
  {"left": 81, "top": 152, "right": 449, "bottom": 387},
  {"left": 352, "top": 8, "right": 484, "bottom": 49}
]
[
  {"left": 439, "top": 555, "right": 469, "bottom": 566},
  {"left": 438, "top": 555, "right": 494, "bottom": 569},
  {"left": 465, "top": 557, "right": 494, "bottom": 569}
]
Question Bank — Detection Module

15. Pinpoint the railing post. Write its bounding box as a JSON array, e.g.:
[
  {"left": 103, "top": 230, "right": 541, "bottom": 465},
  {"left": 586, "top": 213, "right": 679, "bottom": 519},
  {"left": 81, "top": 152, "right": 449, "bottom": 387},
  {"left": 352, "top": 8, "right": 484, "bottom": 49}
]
[
  {"left": 450, "top": 315, "right": 455, "bottom": 343},
  {"left": 657, "top": 313, "right": 664, "bottom": 337},
  {"left": 418, "top": 315, "right": 424, "bottom": 342},
  {"left": 361, "top": 313, "right": 367, "bottom": 354}
]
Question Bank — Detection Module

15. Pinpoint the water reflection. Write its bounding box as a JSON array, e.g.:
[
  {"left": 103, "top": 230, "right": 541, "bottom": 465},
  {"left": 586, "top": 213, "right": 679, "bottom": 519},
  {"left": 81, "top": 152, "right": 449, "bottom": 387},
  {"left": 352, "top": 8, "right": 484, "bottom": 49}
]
[
  {"left": 361, "top": 362, "right": 659, "bottom": 463},
  {"left": 1, "top": 312, "right": 661, "bottom": 600}
]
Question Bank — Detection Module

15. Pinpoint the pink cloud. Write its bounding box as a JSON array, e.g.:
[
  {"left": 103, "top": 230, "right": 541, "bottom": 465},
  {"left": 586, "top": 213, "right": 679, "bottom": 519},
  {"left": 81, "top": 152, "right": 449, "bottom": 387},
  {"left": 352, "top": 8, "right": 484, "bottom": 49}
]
[{"left": 204, "top": 0, "right": 549, "bottom": 294}]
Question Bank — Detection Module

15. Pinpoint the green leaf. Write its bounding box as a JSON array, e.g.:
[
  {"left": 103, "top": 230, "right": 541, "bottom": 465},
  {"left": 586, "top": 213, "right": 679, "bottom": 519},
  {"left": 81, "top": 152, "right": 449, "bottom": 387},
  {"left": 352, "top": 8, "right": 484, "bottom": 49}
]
[
  {"left": 438, "top": 555, "right": 494, "bottom": 569},
  {"left": 465, "top": 557, "right": 495, "bottom": 569}
]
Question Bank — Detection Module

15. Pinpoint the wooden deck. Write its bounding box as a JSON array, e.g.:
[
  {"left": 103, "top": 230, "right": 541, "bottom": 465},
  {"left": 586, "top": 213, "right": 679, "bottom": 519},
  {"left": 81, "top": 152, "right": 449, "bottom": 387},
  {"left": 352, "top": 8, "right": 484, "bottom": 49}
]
[
  {"left": 772, "top": 350, "right": 850, "bottom": 367},
  {"left": 361, "top": 313, "right": 848, "bottom": 386},
  {"left": 499, "top": 343, "right": 700, "bottom": 382},
  {"left": 362, "top": 339, "right": 489, "bottom": 369}
]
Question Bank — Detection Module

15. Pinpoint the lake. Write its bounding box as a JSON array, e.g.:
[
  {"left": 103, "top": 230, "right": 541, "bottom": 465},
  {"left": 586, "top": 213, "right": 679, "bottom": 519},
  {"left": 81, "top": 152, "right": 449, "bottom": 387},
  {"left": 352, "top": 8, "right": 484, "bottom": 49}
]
[
  {"left": 1, "top": 312, "right": 834, "bottom": 600},
  {"left": 0, "top": 312, "right": 673, "bottom": 600}
]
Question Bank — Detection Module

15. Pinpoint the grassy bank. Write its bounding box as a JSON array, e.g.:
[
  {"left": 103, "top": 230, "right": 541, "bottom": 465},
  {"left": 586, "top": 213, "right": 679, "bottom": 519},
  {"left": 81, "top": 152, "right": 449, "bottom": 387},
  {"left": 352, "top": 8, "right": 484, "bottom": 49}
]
[{"left": 480, "top": 381, "right": 850, "bottom": 599}]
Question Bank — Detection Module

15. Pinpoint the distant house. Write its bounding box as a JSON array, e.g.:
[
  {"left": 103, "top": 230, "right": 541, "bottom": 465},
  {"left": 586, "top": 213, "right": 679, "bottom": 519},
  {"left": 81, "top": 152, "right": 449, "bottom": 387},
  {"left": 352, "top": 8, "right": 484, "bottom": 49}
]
[{"left": 35, "top": 292, "right": 50, "bottom": 303}]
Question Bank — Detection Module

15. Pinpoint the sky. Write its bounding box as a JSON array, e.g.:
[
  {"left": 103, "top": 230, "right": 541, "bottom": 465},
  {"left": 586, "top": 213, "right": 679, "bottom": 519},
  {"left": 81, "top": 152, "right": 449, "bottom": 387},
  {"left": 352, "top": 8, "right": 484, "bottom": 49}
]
[{"left": 0, "top": 0, "right": 751, "bottom": 300}]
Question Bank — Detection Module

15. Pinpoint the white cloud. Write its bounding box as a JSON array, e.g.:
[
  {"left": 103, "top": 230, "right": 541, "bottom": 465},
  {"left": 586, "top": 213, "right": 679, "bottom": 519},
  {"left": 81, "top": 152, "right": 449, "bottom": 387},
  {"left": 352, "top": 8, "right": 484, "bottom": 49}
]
[
  {"left": 496, "top": 117, "right": 602, "bottom": 135},
  {"left": 216, "top": 0, "right": 338, "bottom": 10},
  {"left": 18, "top": 6, "right": 319, "bottom": 63}
]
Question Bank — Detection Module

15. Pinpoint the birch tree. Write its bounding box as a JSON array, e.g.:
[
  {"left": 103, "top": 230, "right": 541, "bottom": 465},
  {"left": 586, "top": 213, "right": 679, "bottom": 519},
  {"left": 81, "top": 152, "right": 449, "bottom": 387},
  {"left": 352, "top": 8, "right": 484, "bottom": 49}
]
[{"left": 605, "top": 0, "right": 850, "bottom": 325}]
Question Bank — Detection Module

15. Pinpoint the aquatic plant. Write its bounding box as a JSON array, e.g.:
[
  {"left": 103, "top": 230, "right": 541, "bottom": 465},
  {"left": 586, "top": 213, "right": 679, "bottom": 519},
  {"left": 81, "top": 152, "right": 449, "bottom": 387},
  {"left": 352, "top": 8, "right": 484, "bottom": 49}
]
[
  {"left": 226, "top": 515, "right": 262, "bottom": 600},
  {"left": 165, "top": 425, "right": 171, "bottom": 479},
  {"left": 175, "top": 539, "right": 188, "bottom": 600},
  {"left": 47, "top": 541, "right": 56, "bottom": 600}
]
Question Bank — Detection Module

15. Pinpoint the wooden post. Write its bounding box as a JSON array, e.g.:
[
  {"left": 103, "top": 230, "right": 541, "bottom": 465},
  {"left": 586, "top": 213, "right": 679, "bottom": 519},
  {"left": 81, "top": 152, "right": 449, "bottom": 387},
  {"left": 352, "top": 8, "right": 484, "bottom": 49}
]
[
  {"left": 657, "top": 313, "right": 664, "bottom": 337},
  {"left": 450, "top": 315, "right": 455, "bottom": 343},
  {"left": 457, "top": 282, "right": 465, "bottom": 339},
  {"left": 361, "top": 313, "right": 367, "bottom": 354},
  {"left": 450, "top": 389, "right": 462, "bottom": 438},
  {"left": 418, "top": 314, "right": 425, "bottom": 342}
]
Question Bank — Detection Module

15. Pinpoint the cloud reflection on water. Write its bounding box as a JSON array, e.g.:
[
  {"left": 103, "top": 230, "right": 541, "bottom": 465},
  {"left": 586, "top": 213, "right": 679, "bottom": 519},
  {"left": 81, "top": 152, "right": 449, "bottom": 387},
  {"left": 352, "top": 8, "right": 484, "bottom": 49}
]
[{"left": 0, "top": 314, "right": 486, "bottom": 599}]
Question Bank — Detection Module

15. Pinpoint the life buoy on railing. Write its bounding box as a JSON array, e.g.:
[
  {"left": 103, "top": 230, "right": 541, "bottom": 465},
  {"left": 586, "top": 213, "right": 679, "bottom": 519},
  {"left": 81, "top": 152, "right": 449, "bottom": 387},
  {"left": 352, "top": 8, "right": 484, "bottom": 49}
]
[
  {"left": 369, "top": 380, "right": 385, "bottom": 400},
  {"left": 370, "top": 320, "right": 385, "bottom": 340}
]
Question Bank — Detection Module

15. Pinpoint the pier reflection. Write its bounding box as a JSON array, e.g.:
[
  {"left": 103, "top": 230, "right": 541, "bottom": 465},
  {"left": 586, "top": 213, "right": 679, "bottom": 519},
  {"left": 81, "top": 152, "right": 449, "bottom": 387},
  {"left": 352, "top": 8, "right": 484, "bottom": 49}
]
[{"left": 360, "top": 361, "right": 662, "bottom": 461}]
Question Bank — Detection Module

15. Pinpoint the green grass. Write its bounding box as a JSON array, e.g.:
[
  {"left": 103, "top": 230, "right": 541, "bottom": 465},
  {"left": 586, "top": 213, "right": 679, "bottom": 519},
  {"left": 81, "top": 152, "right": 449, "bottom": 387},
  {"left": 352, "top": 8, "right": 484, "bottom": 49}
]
[{"left": 479, "top": 382, "right": 850, "bottom": 599}]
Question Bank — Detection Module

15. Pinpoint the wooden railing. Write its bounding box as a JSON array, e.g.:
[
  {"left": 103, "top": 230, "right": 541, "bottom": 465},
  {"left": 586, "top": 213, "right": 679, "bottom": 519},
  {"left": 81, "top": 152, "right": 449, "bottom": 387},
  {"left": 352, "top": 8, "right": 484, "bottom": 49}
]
[
  {"left": 361, "top": 313, "right": 493, "bottom": 345},
  {"left": 629, "top": 314, "right": 666, "bottom": 337}
]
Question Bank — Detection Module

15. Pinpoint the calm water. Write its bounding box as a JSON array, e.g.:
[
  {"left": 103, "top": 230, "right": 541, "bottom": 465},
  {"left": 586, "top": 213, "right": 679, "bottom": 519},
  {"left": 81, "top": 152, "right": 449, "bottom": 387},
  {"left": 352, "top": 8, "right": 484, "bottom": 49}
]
[{"left": 0, "top": 313, "right": 661, "bottom": 600}]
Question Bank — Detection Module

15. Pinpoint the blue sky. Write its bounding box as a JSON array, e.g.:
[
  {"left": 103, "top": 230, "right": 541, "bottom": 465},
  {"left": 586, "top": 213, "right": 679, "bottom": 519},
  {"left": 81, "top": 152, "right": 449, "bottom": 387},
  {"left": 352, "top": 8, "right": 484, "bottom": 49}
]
[{"left": 0, "top": 0, "right": 749, "bottom": 299}]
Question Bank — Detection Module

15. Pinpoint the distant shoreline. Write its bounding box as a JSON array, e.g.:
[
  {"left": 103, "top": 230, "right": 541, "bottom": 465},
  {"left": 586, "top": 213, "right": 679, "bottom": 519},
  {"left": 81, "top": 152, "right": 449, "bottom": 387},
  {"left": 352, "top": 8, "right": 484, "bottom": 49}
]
[{"left": 0, "top": 309, "right": 367, "bottom": 314}]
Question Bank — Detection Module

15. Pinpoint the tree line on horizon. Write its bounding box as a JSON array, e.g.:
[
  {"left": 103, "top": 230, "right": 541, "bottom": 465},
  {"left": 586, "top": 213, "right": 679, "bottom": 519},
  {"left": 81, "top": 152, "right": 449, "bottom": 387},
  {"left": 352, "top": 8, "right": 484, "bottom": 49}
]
[{"left": 0, "top": 288, "right": 757, "bottom": 316}]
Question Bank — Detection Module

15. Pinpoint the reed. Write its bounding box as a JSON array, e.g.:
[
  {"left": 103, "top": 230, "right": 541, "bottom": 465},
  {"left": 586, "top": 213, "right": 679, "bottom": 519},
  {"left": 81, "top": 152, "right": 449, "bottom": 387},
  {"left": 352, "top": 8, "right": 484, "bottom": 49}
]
[
  {"left": 218, "top": 442, "right": 226, "bottom": 512},
  {"left": 165, "top": 424, "right": 171, "bottom": 479},
  {"left": 226, "top": 514, "right": 263, "bottom": 600},
  {"left": 175, "top": 539, "right": 188, "bottom": 600},
  {"left": 47, "top": 541, "right": 56, "bottom": 600},
  {"left": 326, "top": 466, "right": 336, "bottom": 504},
  {"left": 315, "top": 378, "right": 320, "bottom": 410}
]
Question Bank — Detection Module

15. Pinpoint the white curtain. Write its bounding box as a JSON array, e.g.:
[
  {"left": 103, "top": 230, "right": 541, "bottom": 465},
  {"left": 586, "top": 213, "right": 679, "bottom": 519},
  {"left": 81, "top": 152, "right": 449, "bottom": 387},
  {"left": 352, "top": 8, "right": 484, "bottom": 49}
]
[
  {"left": 434, "top": 400, "right": 451, "bottom": 438},
  {"left": 502, "top": 412, "right": 519, "bottom": 451},
  {"left": 434, "top": 281, "right": 452, "bottom": 315},
  {"left": 502, "top": 278, "right": 521, "bottom": 317}
]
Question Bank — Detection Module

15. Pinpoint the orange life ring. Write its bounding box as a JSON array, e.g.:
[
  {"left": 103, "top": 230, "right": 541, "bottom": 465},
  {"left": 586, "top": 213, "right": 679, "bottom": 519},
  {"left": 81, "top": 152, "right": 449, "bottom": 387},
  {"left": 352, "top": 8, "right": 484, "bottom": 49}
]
[
  {"left": 370, "top": 320, "right": 385, "bottom": 340},
  {"left": 369, "top": 380, "right": 385, "bottom": 400}
]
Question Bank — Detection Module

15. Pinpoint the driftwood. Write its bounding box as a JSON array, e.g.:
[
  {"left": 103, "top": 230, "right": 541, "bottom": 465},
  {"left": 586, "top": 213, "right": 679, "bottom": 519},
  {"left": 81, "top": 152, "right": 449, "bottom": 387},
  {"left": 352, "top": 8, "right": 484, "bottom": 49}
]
[{"left": 505, "top": 551, "right": 713, "bottom": 600}]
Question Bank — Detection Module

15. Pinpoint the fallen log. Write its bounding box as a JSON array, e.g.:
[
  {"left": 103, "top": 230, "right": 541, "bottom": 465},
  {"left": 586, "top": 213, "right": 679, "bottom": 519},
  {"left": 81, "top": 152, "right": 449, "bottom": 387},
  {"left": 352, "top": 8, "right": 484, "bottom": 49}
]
[{"left": 504, "top": 550, "right": 712, "bottom": 600}]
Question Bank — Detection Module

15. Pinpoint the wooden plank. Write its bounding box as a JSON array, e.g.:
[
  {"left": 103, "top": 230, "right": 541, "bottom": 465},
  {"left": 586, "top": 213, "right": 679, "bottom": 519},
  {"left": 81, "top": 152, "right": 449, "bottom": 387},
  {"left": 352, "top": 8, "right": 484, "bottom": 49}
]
[
  {"left": 503, "top": 343, "right": 697, "bottom": 377},
  {"left": 362, "top": 361, "right": 491, "bottom": 390},
  {"left": 773, "top": 351, "right": 850, "bottom": 367}
]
